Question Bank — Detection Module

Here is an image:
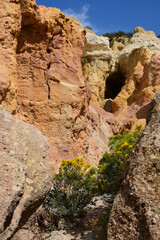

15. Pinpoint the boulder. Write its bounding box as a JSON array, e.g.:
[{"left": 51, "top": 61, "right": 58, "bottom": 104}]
[
  {"left": 107, "top": 92, "right": 160, "bottom": 239},
  {"left": 0, "top": 107, "right": 52, "bottom": 240},
  {"left": 104, "top": 98, "right": 113, "bottom": 113},
  {"left": 83, "top": 194, "right": 114, "bottom": 231},
  {"left": 42, "top": 231, "right": 67, "bottom": 240}
]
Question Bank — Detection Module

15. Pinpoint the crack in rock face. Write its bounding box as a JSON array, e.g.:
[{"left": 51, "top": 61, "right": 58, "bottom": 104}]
[{"left": 0, "top": 0, "right": 113, "bottom": 171}]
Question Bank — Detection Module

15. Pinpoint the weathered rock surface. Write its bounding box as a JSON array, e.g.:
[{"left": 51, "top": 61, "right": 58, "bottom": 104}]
[
  {"left": 83, "top": 32, "right": 110, "bottom": 58},
  {"left": 0, "top": 107, "right": 52, "bottom": 240},
  {"left": 81, "top": 27, "right": 160, "bottom": 132},
  {"left": 0, "top": 0, "right": 20, "bottom": 113},
  {"left": 0, "top": 0, "right": 113, "bottom": 170},
  {"left": 112, "top": 46, "right": 160, "bottom": 131},
  {"left": 110, "top": 35, "right": 131, "bottom": 55},
  {"left": 43, "top": 231, "right": 67, "bottom": 240},
  {"left": 119, "top": 27, "right": 160, "bottom": 74},
  {"left": 83, "top": 194, "right": 113, "bottom": 231},
  {"left": 70, "top": 17, "right": 84, "bottom": 31},
  {"left": 107, "top": 92, "right": 160, "bottom": 239},
  {"left": 82, "top": 32, "right": 118, "bottom": 106}
]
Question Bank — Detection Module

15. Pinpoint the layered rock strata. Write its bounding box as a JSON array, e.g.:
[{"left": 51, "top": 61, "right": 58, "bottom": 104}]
[
  {"left": 0, "top": 0, "right": 112, "bottom": 170},
  {"left": 0, "top": 107, "right": 52, "bottom": 240},
  {"left": 107, "top": 92, "right": 160, "bottom": 239}
]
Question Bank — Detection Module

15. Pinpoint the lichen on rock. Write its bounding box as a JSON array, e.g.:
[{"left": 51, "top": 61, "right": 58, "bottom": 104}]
[
  {"left": 0, "top": 107, "right": 52, "bottom": 240},
  {"left": 107, "top": 92, "right": 160, "bottom": 239}
]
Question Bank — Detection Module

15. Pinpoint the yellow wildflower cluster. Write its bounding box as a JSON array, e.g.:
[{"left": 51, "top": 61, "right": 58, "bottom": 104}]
[
  {"left": 60, "top": 157, "right": 84, "bottom": 169},
  {"left": 117, "top": 151, "right": 122, "bottom": 155},
  {"left": 123, "top": 129, "right": 129, "bottom": 134},
  {"left": 98, "top": 178, "right": 102, "bottom": 183},
  {"left": 84, "top": 163, "right": 91, "bottom": 169},
  {"left": 120, "top": 141, "right": 129, "bottom": 148}
]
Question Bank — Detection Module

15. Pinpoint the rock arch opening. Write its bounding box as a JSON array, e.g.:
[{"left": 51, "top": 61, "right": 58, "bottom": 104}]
[{"left": 105, "top": 72, "right": 125, "bottom": 100}]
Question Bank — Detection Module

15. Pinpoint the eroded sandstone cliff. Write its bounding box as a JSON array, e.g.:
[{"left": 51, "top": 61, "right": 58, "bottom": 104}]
[
  {"left": 112, "top": 27, "right": 160, "bottom": 131},
  {"left": 0, "top": 0, "right": 112, "bottom": 171},
  {"left": 82, "top": 31, "right": 118, "bottom": 106},
  {"left": 82, "top": 27, "right": 160, "bottom": 132}
]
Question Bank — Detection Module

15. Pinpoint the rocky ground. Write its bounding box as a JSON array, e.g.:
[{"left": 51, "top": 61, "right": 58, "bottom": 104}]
[{"left": 40, "top": 195, "right": 113, "bottom": 240}]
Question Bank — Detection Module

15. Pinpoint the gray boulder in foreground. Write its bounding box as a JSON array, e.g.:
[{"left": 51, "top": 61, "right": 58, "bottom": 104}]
[{"left": 0, "top": 107, "right": 52, "bottom": 240}]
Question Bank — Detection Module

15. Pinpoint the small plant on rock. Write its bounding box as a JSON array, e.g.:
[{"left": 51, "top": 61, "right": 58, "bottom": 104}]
[
  {"left": 84, "top": 25, "right": 93, "bottom": 30},
  {"left": 97, "top": 125, "right": 142, "bottom": 195}
]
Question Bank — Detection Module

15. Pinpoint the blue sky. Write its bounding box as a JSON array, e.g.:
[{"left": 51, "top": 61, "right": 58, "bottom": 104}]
[{"left": 36, "top": 0, "right": 160, "bottom": 35}]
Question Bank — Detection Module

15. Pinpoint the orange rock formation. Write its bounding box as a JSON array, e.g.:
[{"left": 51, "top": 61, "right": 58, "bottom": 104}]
[
  {"left": 82, "top": 27, "right": 160, "bottom": 132},
  {"left": 113, "top": 47, "right": 160, "bottom": 131},
  {"left": 0, "top": 0, "right": 112, "bottom": 171}
]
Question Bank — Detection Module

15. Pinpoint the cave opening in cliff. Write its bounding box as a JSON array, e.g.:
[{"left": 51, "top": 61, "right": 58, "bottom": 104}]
[{"left": 105, "top": 72, "right": 125, "bottom": 100}]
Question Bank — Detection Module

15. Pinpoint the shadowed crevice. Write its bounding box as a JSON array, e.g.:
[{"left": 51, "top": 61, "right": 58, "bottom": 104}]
[{"left": 105, "top": 71, "right": 125, "bottom": 100}]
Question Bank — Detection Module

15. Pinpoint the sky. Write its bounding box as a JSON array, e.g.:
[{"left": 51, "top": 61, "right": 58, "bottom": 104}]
[{"left": 36, "top": 0, "right": 160, "bottom": 35}]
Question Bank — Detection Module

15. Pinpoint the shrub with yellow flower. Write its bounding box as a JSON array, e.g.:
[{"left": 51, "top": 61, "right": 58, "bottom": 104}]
[
  {"left": 45, "top": 126, "right": 141, "bottom": 230},
  {"left": 97, "top": 125, "right": 142, "bottom": 194},
  {"left": 45, "top": 157, "right": 98, "bottom": 229}
]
